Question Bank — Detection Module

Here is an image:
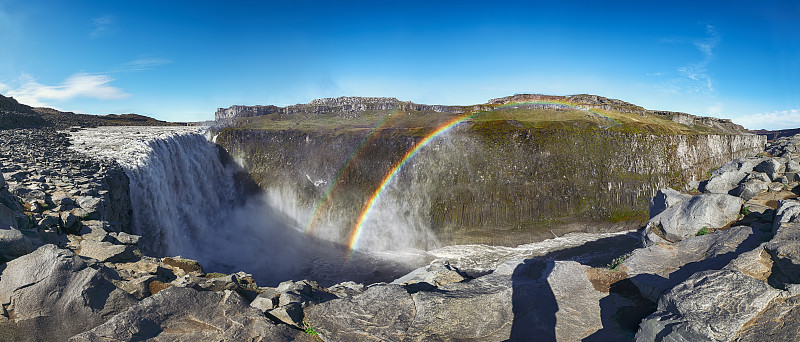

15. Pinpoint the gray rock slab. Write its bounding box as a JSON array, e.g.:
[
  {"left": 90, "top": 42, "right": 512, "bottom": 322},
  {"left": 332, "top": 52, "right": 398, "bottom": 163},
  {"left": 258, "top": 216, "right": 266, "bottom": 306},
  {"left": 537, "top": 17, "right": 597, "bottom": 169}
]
[
  {"left": 635, "top": 269, "right": 781, "bottom": 342},
  {"left": 733, "top": 293, "right": 800, "bottom": 341},
  {"left": 78, "top": 239, "right": 134, "bottom": 262},
  {"left": 0, "top": 202, "right": 17, "bottom": 229},
  {"left": 765, "top": 222, "right": 800, "bottom": 283},
  {"left": 755, "top": 158, "right": 785, "bottom": 181},
  {"left": 391, "top": 260, "right": 467, "bottom": 289},
  {"left": 70, "top": 287, "right": 298, "bottom": 342},
  {"left": 305, "top": 284, "right": 416, "bottom": 342},
  {"left": 625, "top": 226, "right": 763, "bottom": 302},
  {"left": 0, "top": 245, "right": 136, "bottom": 341}
]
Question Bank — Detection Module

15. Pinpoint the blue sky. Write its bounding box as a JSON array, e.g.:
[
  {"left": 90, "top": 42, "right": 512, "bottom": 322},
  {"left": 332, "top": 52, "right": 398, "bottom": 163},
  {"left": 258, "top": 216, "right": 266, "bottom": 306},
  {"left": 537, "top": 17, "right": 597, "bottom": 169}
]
[{"left": 0, "top": 0, "right": 798, "bottom": 129}]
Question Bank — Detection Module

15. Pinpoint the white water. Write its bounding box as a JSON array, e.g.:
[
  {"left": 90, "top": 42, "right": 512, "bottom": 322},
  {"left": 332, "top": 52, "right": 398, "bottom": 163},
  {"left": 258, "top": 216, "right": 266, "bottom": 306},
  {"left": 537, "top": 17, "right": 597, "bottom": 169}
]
[{"left": 67, "top": 126, "right": 638, "bottom": 285}]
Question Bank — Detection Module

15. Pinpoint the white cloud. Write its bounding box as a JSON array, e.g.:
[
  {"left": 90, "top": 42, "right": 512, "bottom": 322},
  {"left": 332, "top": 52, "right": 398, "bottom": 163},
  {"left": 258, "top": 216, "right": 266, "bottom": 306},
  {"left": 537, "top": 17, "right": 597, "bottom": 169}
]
[
  {"left": 706, "top": 102, "right": 723, "bottom": 116},
  {"left": 4, "top": 73, "right": 129, "bottom": 107},
  {"left": 0, "top": 83, "right": 8, "bottom": 93},
  {"left": 90, "top": 15, "right": 113, "bottom": 38},
  {"left": 733, "top": 109, "right": 800, "bottom": 130}
]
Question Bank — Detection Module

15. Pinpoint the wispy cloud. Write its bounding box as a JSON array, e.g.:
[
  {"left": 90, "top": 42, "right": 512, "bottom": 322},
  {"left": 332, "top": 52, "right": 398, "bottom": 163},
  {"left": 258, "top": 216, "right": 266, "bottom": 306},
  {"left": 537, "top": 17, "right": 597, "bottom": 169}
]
[
  {"left": 4, "top": 73, "right": 129, "bottom": 107},
  {"left": 90, "top": 15, "right": 113, "bottom": 38},
  {"left": 733, "top": 109, "right": 800, "bottom": 130},
  {"left": 109, "top": 58, "right": 173, "bottom": 73},
  {"left": 678, "top": 25, "right": 719, "bottom": 94},
  {"left": 650, "top": 25, "right": 720, "bottom": 95}
]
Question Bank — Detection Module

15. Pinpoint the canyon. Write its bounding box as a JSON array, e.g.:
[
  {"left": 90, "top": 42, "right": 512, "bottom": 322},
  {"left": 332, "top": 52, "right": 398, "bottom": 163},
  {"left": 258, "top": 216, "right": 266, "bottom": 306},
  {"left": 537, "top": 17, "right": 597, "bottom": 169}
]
[{"left": 3, "top": 94, "right": 798, "bottom": 341}]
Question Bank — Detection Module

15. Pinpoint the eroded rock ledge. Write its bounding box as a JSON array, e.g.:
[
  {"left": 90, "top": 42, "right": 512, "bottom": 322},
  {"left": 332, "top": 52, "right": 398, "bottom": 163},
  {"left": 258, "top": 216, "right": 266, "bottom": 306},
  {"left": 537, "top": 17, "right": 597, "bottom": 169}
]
[{"left": 3, "top": 129, "right": 800, "bottom": 341}]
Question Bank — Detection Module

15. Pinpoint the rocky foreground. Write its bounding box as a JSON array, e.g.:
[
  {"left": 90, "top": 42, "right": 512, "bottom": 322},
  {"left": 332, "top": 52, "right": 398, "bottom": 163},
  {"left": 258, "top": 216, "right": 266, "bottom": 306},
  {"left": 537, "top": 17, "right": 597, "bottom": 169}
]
[{"left": 3, "top": 129, "right": 800, "bottom": 341}]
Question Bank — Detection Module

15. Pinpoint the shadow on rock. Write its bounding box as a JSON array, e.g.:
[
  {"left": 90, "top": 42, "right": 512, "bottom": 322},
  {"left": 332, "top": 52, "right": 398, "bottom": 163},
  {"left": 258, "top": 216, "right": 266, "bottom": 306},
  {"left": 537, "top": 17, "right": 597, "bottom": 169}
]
[{"left": 510, "top": 259, "right": 557, "bottom": 341}]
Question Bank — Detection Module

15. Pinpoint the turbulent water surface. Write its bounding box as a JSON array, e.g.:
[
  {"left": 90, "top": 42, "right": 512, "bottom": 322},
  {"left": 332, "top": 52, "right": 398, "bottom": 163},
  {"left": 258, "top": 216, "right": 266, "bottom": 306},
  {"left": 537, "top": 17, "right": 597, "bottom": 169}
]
[{"left": 68, "top": 126, "right": 640, "bottom": 285}]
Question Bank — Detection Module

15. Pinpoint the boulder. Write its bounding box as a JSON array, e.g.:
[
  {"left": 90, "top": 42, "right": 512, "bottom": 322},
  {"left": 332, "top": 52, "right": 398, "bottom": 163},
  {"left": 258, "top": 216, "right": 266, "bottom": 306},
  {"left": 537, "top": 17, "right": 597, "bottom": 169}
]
[
  {"left": 754, "top": 158, "right": 785, "bottom": 181},
  {"left": 327, "top": 281, "right": 365, "bottom": 298},
  {"left": 0, "top": 245, "right": 137, "bottom": 341},
  {"left": 60, "top": 211, "right": 80, "bottom": 233},
  {"left": 107, "top": 231, "right": 140, "bottom": 245},
  {"left": 0, "top": 225, "right": 33, "bottom": 259},
  {"left": 733, "top": 292, "right": 800, "bottom": 341},
  {"left": 649, "top": 188, "right": 691, "bottom": 219},
  {"left": 731, "top": 179, "right": 769, "bottom": 201},
  {"left": 0, "top": 170, "right": 5, "bottom": 189},
  {"left": 643, "top": 193, "right": 743, "bottom": 245},
  {"left": 773, "top": 200, "right": 800, "bottom": 232},
  {"left": 702, "top": 158, "right": 761, "bottom": 194},
  {"left": 304, "top": 284, "right": 416, "bottom": 342},
  {"left": 624, "top": 226, "right": 764, "bottom": 302},
  {"left": 69, "top": 287, "right": 298, "bottom": 341},
  {"left": 635, "top": 269, "right": 781, "bottom": 341},
  {"left": 78, "top": 239, "right": 134, "bottom": 262},
  {"left": 787, "top": 159, "right": 800, "bottom": 173}
]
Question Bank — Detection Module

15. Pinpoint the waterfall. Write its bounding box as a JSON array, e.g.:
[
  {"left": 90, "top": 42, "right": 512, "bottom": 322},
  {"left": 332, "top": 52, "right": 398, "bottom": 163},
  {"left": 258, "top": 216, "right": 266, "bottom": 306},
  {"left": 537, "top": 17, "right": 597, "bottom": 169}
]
[{"left": 68, "top": 127, "right": 423, "bottom": 286}]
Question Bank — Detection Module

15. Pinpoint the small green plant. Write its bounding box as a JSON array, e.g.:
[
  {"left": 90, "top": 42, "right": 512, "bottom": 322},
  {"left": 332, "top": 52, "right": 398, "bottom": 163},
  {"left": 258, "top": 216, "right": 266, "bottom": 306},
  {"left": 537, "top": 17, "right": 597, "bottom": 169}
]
[
  {"left": 740, "top": 206, "right": 750, "bottom": 216},
  {"left": 607, "top": 252, "right": 633, "bottom": 271},
  {"left": 27, "top": 213, "right": 34, "bottom": 228},
  {"left": 303, "top": 320, "right": 319, "bottom": 337},
  {"left": 696, "top": 227, "right": 710, "bottom": 236}
]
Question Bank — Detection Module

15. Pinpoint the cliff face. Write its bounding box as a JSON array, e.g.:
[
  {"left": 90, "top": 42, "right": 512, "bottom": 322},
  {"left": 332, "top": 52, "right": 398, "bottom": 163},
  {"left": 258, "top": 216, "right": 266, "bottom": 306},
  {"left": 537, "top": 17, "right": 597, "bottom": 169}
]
[{"left": 216, "top": 122, "right": 765, "bottom": 247}]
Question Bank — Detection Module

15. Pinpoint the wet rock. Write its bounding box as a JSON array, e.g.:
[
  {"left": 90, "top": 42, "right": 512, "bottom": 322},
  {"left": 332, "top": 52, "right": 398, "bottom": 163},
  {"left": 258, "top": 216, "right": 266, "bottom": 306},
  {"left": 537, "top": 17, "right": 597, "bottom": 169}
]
[
  {"left": 643, "top": 193, "right": 743, "bottom": 245},
  {"left": 635, "top": 269, "right": 781, "bottom": 341},
  {"left": 649, "top": 187, "right": 691, "bottom": 219},
  {"left": 0, "top": 245, "right": 136, "bottom": 341},
  {"left": 69, "top": 287, "right": 298, "bottom": 341}
]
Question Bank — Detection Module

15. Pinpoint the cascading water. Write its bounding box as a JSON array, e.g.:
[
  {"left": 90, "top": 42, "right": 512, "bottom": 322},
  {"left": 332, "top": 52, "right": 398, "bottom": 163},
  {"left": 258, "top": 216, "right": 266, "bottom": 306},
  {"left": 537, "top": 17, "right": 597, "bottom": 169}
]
[{"left": 68, "top": 126, "right": 425, "bottom": 285}]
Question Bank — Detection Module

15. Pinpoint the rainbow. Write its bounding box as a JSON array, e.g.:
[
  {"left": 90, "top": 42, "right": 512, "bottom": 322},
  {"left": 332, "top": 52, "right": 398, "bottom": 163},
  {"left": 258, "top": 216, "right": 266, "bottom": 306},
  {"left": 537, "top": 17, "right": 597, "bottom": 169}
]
[
  {"left": 303, "top": 114, "right": 393, "bottom": 233},
  {"left": 347, "top": 113, "right": 477, "bottom": 251}
]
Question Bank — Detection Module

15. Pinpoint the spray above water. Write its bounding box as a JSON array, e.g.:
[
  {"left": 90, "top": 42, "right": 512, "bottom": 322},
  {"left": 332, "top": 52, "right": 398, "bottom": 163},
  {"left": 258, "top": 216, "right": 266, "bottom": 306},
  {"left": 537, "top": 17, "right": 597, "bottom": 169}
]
[
  {"left": 303, "top": 114, "right": 393, "bottom": 234},
  {"left": 348, "top": 113, "right": 479, "bottom": 253}
]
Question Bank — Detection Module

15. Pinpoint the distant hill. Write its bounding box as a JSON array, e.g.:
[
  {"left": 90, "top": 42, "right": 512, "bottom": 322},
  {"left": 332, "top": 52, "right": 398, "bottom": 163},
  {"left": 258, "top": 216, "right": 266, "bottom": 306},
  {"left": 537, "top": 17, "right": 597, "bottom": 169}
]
[
  {"left": 0, "top": 93, "right": 178, "bottom": 129},
  {"left": 748, "top": 128, "right": 800, "bottom": 141}
]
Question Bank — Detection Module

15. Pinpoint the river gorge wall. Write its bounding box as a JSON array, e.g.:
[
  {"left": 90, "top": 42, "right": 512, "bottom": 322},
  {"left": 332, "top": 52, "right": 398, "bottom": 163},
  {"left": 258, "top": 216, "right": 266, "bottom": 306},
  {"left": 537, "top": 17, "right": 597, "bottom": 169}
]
[{"left": 215, "top": 125, "right": 766, "bottom": 247}]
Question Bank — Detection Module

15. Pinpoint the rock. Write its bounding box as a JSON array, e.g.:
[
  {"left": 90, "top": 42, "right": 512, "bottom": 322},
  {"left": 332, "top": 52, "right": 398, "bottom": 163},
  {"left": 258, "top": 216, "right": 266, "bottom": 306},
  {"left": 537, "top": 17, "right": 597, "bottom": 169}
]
[
  {"left": 69, "top": 287, "right": 298, "bottom": 342},
  {"left": 328, "top": 281, "right": 365, "bottom": 298},
  {"left": 305, "top": 284, "right": 416, "bottom": 342},
  {"left": 724, "top": 245, "right": 774, "bottom": 282},
  {"left": 391, "top": 260, "right": 468, "bottom": 291},
  {"left": 765, "top": 222, "right": 800, "bottom": 283},
  {"left": 787, "top": 159, "right": 800, "bottom": 173},
  {"left": 78, "top": 239, "right": 134, "bottom": 262},
  {"left": 733, "top": 293, "right": 800, "bottom": 341},
  {"left": 649, "top": 187, "right": 691, "bottom": 219},
  {"left": 76, "top": 196, "right": 102, "bottom": 215},
  {"left": 107, "top": 231, "right": 140, "bottom": 245},
  {"left": 0, "top": 225, "right": 33, "bottom": 259},
  {"left": 635, "top": 270, "right": 781, "bottom": 341},
  {"left": 162, "top": 256, "right": 204, "bottom": 275},
  {"left": 0, "top": 170, "right": 5, "bottom": 189},
  {"left": 625, "top": 226, "right": 765, "bottom": 302},
  {"left": 266, "top": 302, "right": 305, "bottom": 328},
  {"left": 731, "top": 179, "right": 769, "bottom": 201},
  {"left": 0, "top": 245, "right": 136, "bottom": 341},
  {"left": 0, "top": 202, "right": 17, "bottom": 229},
  {"left": 116, "top": 275, "right": 157, "bottom": 299},
  {"left": 702, "top": 158, "right": 761, "bottom": 194},
  {"left": 773, "top": 199, "right": 800, "bottom": 232},
  {"left": 754, "top": 158, "right": 785, "bottom": 181},
  {"left": 250, "top": 291, "right": 280, "bottom": 312},
  {"left": 643, "top": 193, "right": 743, "bottom": 245},
  {"left": 60, "top": 211, "right": 79, "bottom": 233},
  {"left": 77, "top": 220, "right": 108, "bottom": 241}
]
